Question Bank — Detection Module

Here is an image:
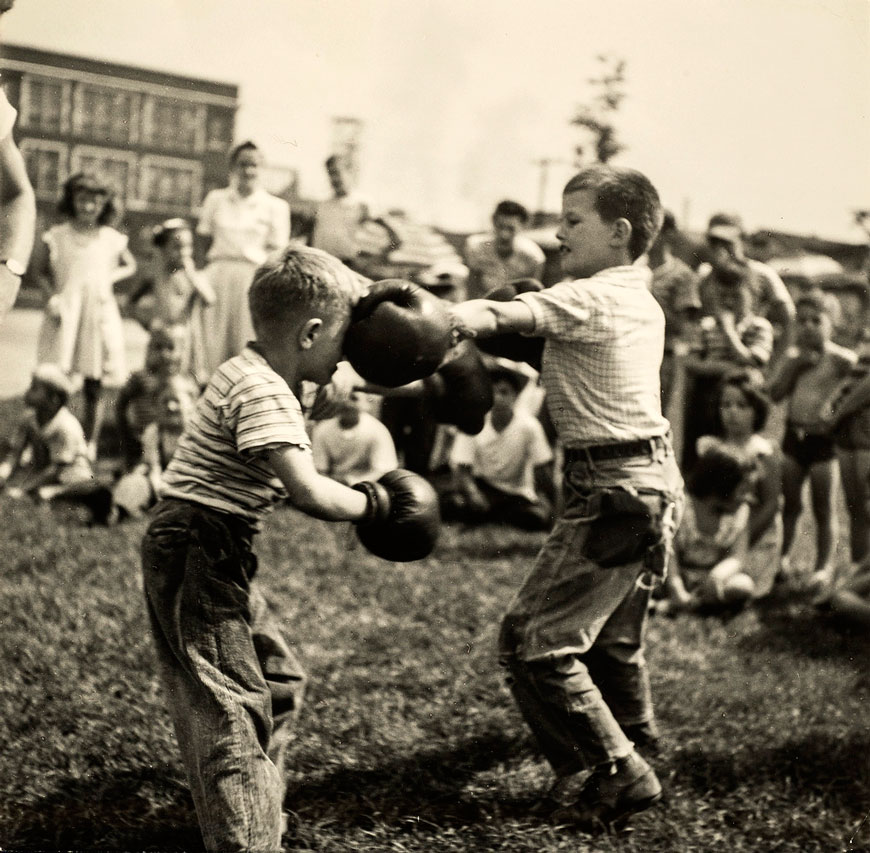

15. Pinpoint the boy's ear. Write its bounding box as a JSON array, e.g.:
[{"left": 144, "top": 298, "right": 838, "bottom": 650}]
[
  {"left": 298, "top": 317, "right": 323, "bottom": 350},
  {"left": 612, "top": 217, "right": 632, "bottom": 249}
]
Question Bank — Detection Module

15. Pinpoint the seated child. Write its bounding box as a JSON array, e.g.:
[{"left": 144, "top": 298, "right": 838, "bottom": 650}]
[
  {"left": 767, "top": 289, "right": 856, "bottom": 595},
  {"left": 129, "top": 218, "right": 215, "bottom": 386},
  {"left": 115, "top": 322, "right": 199, "bottom": 470},
  {"left": 311, "top": 390, "right": 398, "bottom": 485},
  {"left": 0, "top": 364, "right": 108, "bottom": 520},
  {"left": 443, "top": 361, "right": 553, "bottom": 530},
  {"left": 828, "top": 557, "right": 870, "bottom": 628},
  {"left": 696, "top": 370, "right": 783, "bottom": 597},
  {"left": 111, "top": 374, "right": 197, "bottom": 519},
  {"left": 665, "top": 445, "right": 755, "bottom": 612}
]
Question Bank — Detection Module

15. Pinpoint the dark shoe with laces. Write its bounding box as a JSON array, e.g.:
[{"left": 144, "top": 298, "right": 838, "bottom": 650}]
[{"left": 550, "top": 751, "right": 662, "bottom": 832}]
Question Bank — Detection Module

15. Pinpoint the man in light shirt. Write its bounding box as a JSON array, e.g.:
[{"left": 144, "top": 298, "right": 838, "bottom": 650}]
[{"left": 464, "top": 200, "right": 546, "bottom": 299}]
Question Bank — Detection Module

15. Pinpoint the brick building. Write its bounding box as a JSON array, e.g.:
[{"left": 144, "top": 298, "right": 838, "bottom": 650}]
[{"left": 0, "top": 43, "right": 240, "bottom": 279}]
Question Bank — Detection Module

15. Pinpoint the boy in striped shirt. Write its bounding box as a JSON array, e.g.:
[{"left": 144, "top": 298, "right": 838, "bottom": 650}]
[{"left": 141, "top": 247, "right": 379, "bottom": 851}]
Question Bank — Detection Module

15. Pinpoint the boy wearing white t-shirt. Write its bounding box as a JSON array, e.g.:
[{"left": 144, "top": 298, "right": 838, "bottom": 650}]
[
  {"left": 311, "top": 391, "right": 398, "bottom": 485},
  {"left": 446, "top": 363, "right": 553, "bottom": 530}
]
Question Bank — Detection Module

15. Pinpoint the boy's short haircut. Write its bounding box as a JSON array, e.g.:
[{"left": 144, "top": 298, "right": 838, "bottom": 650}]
[
  {"left": 707, "top": 212, "right": 745, "bottom": 238},
  {"left": 32, "top": 363, "right": 72, "bottom": 405},
  {"left": 563, "top": 165, "right": 663, "bottom": 259},
  {"left": 687, "top": 445, "right": 750, "bottom": 500},
  {"left": 248, "top": 246, "right": 363, "bottom": 337},
  {"left": 230, "top": 140, "right": 259, "bottom": 163},
  {"left": 152, "top": 218, "right": 191, "bottom": 247},
  {"left": 488, "top": 366, "right": 527, "bottom": 395},
  {"left": 794, "top": 288, "right": 831, "bottom": 315},
  {"left": 493, "top": 199, "right": 529, "bottom": 223},
  {"left": 715, "top": 369, "right": 770, "bottom": 433}
]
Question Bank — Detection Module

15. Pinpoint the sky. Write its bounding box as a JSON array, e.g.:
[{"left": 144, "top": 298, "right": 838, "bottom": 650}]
[{"left": 2, "top": 0, "right": 869, "bottom": 241}]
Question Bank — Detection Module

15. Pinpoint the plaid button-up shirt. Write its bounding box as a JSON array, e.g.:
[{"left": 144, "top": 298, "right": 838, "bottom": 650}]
[{"left": 516, "top": 264, "right": 670, "bottom": 447}]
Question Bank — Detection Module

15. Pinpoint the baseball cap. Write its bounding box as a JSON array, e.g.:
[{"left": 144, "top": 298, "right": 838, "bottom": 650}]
[{"left": 706, "top": 212, "right": 744, "bottom": 244}]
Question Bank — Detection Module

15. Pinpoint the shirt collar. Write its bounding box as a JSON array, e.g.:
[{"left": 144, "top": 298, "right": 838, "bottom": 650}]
[{"left": 590, "top": 264, "right": 652, "bottom": 288}]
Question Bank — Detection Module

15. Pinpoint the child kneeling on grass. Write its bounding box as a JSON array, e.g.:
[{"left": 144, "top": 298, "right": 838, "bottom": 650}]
[
  {"left": 140, "top": 246, "right": 437, "bottom": 852},
  {"left": 664, "top": 445, "right": 756, "bottom": 613}
]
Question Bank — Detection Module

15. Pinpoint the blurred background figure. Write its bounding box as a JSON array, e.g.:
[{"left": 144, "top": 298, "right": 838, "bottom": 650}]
[
  {"left": 196, "top": 141, "right": 290, "bottom": 376},
  {"left": 311, "top": 390, "right": 397, "bottom": 486},
  {"left": 464, "top": 200, "right": 545, "bottom": 300},
  {"left": 128, "top": 218, "right": 215, "bottom": 387},
  {"left": 646, "top": 210, "right": 701, "bottom": 409},
  {"left": 309, "top": 154, "right": 370, "bottom": 268},
  {"left": 0, "top": 0, "right": 35, "bottom": 322},
  {"left": 34, "top": 171, "right": 137, "bottom": 456},
  {"left": 442, "top": 360, "right": 553, "bottom": 531},
  {"left": 699, "top": 212, "right": 795, "bottom": 373}
]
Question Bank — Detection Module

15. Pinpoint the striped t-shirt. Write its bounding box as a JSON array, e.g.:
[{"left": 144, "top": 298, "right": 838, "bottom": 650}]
[{"left": 161, "top": 347, "right": 311, "bottom": 524}]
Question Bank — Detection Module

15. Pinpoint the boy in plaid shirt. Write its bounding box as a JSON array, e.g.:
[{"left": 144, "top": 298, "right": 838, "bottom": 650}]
[{"left": 451, "top": 165, "right": 683, "bottom": 831}]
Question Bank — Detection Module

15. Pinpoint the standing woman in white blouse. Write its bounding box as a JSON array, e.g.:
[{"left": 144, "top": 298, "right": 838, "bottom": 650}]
[{"left": 196, "top": 141, "right": 290, "bottom": 376}]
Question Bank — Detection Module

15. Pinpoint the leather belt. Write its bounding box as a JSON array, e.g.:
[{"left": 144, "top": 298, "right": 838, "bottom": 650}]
[{"left": 564, "top": 434, "right": 669, "bottom": 464}]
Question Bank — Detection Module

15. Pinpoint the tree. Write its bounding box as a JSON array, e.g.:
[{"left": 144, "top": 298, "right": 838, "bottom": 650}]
[{"left": 571, "top": 55, "right": 627, "bottom": 165}]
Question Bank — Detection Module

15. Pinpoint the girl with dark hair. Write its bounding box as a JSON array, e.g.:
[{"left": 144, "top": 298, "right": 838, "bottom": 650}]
[
  {"left": 695, "top": 369, "right": 783, "bottom": 597},
  {"left": 196, "top": 140, "right": 290, "bottom": 375},
  {"left": 35, "top": 171, "right": 137, "bottom": 457}
]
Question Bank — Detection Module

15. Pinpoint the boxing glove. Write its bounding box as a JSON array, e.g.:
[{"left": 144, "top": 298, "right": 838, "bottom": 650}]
[
  {"left": 424, "top": 341, "right": 493, "bottom": 435},
  {"left": 353, "top": 468, "right": 441, "bottom": 562},
  {"left": 475, "top": 278, "right": 545, "bottom": 371},
  {"left": 343, "top": 279, "right": 454, "bottom": 388}
]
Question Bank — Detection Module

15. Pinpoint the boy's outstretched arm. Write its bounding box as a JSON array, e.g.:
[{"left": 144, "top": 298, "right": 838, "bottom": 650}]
[
  {"left": 267, "top": 445, "right": 368, "bottom": 522},
  {"left": 449, "top": 298, "right": 536, "bottom": 340}
]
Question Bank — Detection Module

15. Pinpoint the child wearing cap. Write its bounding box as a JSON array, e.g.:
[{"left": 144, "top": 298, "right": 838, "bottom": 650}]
[
  {"left": 444, "top": 360, "right": 553, "bottom": 530},
  {"left": 0, "top": 364, "right": 96, "bottom": 506}
]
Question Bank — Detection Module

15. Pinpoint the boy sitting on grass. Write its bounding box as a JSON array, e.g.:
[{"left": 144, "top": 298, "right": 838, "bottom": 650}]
[
  {"left": 140, "top": 246, "right": 438, "bottom": 852},
  {"left": 0, "top": 364, "right": 99, "bottom": 506},
  {"left": 311, "top": 389, "right": 398, "bottom": 485},
  {"left": 443, "top": 359, "right": 553, "bottom": 530}
]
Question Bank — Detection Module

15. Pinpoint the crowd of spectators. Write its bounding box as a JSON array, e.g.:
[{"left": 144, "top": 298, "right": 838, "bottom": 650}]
[{"left": 2, "top": 145, "right": 870, "bottom": 629}]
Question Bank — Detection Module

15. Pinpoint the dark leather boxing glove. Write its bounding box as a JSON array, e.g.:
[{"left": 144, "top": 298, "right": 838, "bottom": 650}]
[
  {"left": 353, "top": 468, "right": 440, "bottom": 561},
  {"left": 474, "top": 278, "right": 545, "bottom": 371},
  {"left": 424, "top": 341, "right": 493, "bottom": 435},
  {"left": 344, "top": 279, "right": 454, "bottom": 388}
]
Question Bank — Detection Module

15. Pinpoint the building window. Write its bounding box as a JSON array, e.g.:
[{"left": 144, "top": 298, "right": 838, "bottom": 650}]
[
  {"left": 141, "top": 96, "right": 204, "bottom": 153},
  {"left": 20, "top": 140, "right": 68, "bottom": 200},
  {"left": 138, "top": 156, "right": 203, "bottom": 212},
  {"left": 20, "top": 75, "right": 69, "bottom": 133},
  {"left": 72, "top": 84, "right": 139, "bottom": 145},
  {"left": 70, "top": 145, "right": 137, "bottom": 203},
  {"left": 206, "top": 111, "right": 233, "bottom": 153}
]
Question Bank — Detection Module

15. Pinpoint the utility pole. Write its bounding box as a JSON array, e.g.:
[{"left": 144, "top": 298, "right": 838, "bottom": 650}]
[{"left": 532, "top": 157, "right": 567, "bottom": 226}]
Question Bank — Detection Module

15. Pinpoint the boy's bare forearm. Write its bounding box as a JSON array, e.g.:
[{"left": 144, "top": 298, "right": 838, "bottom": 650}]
[{"left": 450, "top": 299, "right": 535, "bottom": 339}]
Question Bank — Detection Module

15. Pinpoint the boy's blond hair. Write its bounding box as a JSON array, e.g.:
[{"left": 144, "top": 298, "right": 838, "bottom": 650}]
[{"left": 249, "top": 246, "right": 364, "bottom": 338}]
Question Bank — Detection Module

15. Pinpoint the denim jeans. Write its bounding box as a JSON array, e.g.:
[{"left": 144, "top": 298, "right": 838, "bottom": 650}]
[
  {"left": 499, "top": 441, "right": 683, "bottom": 776},
  {"left": 141, "top": 499, "right": 307, "bottom": 852}
]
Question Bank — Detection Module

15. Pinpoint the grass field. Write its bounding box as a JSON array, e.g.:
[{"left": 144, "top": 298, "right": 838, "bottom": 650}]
[{"left": 1, "top": 395, "right": 869, "bottom": 852}]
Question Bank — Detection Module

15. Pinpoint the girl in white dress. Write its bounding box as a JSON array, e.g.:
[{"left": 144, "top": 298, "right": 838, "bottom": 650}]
[
  {"left": 196, "top": 141, "right": 290, "bottom": 375},
  {"left": 36, "top": 172, "right": 137, "bottom": 456}
]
